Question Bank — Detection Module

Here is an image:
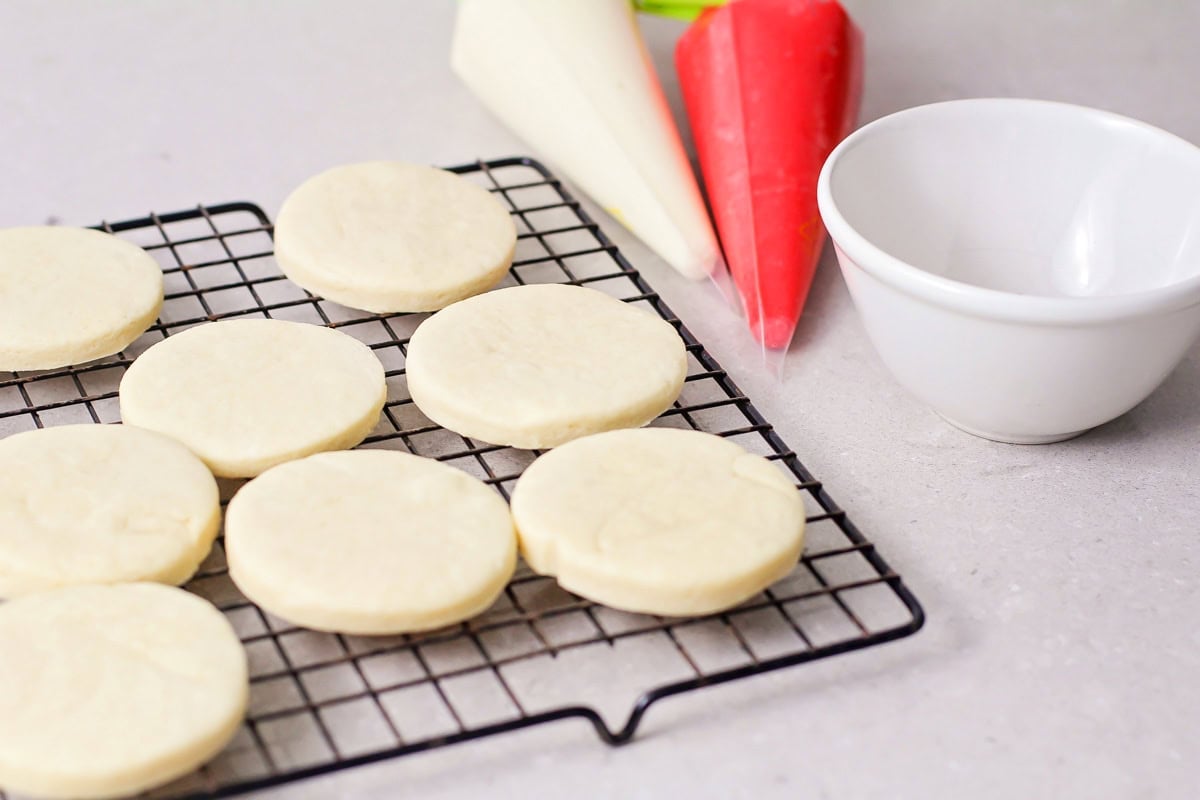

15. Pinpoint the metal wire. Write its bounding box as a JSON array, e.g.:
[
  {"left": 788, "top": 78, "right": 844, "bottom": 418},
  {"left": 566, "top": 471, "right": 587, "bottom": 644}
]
[{"left": 0, "top": 157, "right": 924, "bottom": 800}]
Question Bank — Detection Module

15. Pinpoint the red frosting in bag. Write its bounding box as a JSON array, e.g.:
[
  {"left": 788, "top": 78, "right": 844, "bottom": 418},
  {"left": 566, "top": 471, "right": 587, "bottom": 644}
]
[{"left": 677, "top": 0, "right": 862, "bottom": 348}]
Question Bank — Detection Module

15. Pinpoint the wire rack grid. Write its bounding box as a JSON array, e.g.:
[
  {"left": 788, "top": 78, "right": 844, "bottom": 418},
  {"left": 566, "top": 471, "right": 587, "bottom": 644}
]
[{"left": 0, "top": 157, "right": 924, "bottom": 799}]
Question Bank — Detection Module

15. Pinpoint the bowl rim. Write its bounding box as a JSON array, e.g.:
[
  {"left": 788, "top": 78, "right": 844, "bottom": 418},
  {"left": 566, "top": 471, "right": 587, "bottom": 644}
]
[{"left": 817, "top": 98, "right": 1200, "bottom": 325}]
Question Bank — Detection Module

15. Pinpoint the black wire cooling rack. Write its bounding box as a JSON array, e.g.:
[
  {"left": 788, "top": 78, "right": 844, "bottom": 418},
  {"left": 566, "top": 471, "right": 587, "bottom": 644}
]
[{"left": 0, "top": 157, "right": 924, "bottom": 799}]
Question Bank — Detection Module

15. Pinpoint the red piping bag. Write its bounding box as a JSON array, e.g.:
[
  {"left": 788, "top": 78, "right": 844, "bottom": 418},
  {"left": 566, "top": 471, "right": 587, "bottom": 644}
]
[{"left": 676, "top": 0, "right": 862, "bottom": 350}]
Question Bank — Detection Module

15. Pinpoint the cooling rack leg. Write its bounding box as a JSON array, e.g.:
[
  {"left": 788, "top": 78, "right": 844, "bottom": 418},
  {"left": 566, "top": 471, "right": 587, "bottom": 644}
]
[{"left": 505, "top": 707, "right": 625, "bottom": 746}]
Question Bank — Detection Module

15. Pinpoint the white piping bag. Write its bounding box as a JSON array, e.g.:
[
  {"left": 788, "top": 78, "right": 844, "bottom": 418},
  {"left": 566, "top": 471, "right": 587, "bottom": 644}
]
[{"left": 451, "top": 0, "right": 722, "bottom": 282}]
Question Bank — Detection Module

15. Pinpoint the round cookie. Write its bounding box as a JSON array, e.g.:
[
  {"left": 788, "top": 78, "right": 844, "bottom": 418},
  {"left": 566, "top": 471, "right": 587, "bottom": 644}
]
[
  {"left": 0, "top": 583, "right": 248, "bottom": 799},
  {"left": 0, "top": 424, "right": 220, "bottom": 598},
  {"left": 510, "top": 428, "right": 806, "bottom": 616},
  {"left": 274, "top": 161, "right": 517, "bottom": 312},
  {"left": 119, "top": 318, "right": 386, "bottom": 478},
  {"left": 0, "top": 226, "right": 163, "bottom": 371},
  {"left": 225, "top": 449, "right": 516, "bottom": 634},
  {"left": 405, "top": 284, "right": 687, "bottom": 448}
]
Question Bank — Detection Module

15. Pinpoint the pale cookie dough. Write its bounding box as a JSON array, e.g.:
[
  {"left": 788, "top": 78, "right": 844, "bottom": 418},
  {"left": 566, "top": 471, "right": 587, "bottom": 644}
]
[
  {"left": 225, "top": 449, "right": 516, "bottom": 634},
  {"left": 274, "top": 161, "right": 517, "bottom": 312},
  {"left": 405, "top": 284, "right": 687, "bottom": 448},
  {"left": 119, "top": 318, "right": 386, "bottom": 478},
  {"left": 0, "top": 226, "right": 163, "bottom": 371},
  {"left": 0, "top": 424, "right": 220, "bottom": 598},
  {"left": 510, "top": 428, "right": 806, "bottom": 616},
  {"left": 0, "top": 583, "right": 248, "bottom": 800}
]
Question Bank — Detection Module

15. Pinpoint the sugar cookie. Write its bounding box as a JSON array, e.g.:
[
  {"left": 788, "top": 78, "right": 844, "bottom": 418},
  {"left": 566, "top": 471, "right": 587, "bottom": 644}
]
[
  {"left": 0, "top": 226, "right": 162, "bottom": 371},
  {"left": 0, "top": 424, "right": 219, "bottom": 598},
  {"left": 511, "top": 427, "right": 805, "bottom": 616},
  {"left": 274, "top": 161, "right": 517, "bottom": 312},
  {"left": 119, "top": 318, "right": 385, "bottom": 477},
  {"left": 226, "top": 449, "right": 516, "bottom": 634},
  {"left": 0, "top": 583, "right": 247, "bottom": 799},
  {"left": 405, "top": 284, "right": 686, "bottom": 448}
]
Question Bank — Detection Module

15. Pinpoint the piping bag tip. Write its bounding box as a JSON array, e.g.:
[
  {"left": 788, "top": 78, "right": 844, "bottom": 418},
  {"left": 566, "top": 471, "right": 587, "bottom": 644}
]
[
  {"left": 706, "top": 257, "right": 795, "bottom": 375},
  {"left": 759, "top": 344, "right": 788, "bottom": 381},
  {"left": 753, "top": 317, "right": 794, "bottom": 380},
  {"left": 754, "top": 317, "right": 799, "bottom": 353},
  {"left": 705, "top": 252, "right": 737, "bottom": 306}
]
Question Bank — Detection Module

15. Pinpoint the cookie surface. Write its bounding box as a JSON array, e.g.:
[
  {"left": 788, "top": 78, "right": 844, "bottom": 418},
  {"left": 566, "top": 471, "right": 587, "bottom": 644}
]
[
  {"left": 274, "top": 161, "right": 517, "bottom": 312},
  {"left": 510, "top": 428, "right": 806, "bottom": 616},
  {"left": 119, "top": 319, "right": 386, "bottom": 477},
  {"left": 226, "top": 449, "right": 516, "bottom": 634},
  {"left": 0, "top": 226, "right": 163, "bottom": 371},
  {"left": 405, "top": 284, "right": 687, "bottom": 448},
  {"left": 0, "top": 584, "right": 247, "bottom": 799},
  {"left": 0, "top": 424, "right": 220, "bottom": 598}
]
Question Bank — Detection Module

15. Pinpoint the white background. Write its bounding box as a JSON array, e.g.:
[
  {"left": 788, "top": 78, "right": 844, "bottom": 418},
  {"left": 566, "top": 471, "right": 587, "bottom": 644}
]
[{"left": 2, "top": 2, "right": 1198, "bottom": 798}]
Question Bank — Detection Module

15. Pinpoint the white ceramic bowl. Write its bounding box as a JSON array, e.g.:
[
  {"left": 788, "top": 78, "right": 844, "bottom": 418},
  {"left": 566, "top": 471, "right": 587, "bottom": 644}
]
[{"left": 817, "top": 98, "right": 1200, "bottom": 443}]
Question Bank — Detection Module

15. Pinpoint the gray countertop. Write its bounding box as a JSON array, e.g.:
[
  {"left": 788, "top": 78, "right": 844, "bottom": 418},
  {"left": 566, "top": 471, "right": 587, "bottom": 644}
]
[{"left": 2, "top": 1, "right": 1197, "bottom": 797}]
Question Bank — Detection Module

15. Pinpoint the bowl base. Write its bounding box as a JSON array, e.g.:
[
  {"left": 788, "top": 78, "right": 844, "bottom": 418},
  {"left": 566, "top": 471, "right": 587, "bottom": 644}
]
[{"left": 936, "top": 414, "right": 1089, "bottom": 445}]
